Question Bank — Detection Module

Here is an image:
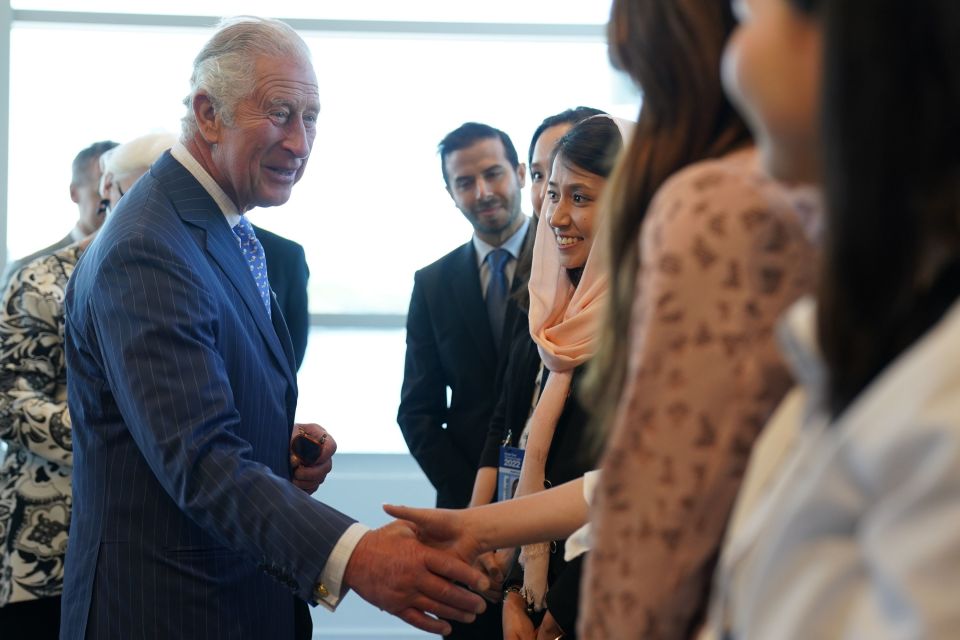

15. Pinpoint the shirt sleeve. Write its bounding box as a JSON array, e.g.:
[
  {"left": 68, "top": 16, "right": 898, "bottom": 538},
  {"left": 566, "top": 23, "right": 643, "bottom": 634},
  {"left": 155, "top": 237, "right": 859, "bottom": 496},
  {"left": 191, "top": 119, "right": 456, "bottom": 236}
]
[{"left": 313, "top": 522, "right": 371, "bottom": 610}]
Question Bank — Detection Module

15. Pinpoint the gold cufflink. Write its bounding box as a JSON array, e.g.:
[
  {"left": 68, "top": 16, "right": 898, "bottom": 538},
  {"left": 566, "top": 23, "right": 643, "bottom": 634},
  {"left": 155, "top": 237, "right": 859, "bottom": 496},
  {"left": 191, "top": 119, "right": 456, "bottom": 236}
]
[{"left": 314, "top": 583, "right": 330, "bottom": 599}]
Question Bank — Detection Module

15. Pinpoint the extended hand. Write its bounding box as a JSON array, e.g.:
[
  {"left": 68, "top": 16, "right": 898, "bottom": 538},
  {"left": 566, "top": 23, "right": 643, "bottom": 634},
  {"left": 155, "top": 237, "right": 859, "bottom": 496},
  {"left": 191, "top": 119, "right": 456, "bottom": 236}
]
[
  {"left": 503, "top": 591, "right": 535, "bottom": 640},
  {"left": 289, "top": 422, "right": 336, "bottom": 493},
  {"left": 383, "top": 503, "right": 485, "bottom": 566},
  {"left": 536, "top": 609, "right": 564, "bottom": 640},
  {"left": 343, "top": 520, "right": 489, "bottom": 635}
]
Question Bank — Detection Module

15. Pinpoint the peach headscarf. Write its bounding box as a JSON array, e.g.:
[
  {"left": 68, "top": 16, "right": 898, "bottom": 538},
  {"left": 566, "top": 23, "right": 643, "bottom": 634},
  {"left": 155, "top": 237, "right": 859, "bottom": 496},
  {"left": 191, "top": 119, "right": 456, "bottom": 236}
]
[{"left": 515, "top": 115, "right": 634, "bottom": 610}]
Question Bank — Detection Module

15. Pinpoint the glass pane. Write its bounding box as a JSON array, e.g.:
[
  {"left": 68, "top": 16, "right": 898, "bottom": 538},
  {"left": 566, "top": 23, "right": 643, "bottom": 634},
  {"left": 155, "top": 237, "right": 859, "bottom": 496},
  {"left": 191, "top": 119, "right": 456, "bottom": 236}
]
[
  {"left": 296, "top": 327, "right": 408, "bottom": 454},
  {"left": 10, "top": 1, "right": 612, "bottom": 25},
  {"left": 249, "top": 33, "right": 639, "bottom": 313},
  {"left": 6, "top": 24, "right": 206, "bottom": 267},
  {"left": 7, "top": 24, "right": 640, "bottom": 314}
]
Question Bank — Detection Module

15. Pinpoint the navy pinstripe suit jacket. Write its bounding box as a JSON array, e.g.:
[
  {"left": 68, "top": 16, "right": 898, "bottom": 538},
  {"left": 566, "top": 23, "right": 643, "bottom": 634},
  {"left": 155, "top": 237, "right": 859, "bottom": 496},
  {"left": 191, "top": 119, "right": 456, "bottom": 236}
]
[{"left": 61, "top": 152, "right": 355, "bottom": 639}]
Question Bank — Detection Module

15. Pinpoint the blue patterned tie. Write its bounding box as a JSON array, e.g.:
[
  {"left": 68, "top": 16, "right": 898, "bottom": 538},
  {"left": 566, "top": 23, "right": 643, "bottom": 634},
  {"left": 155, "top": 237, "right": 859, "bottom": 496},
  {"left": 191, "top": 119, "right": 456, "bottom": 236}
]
[
  {"left": 232, "top": 217, "right": 272, "bottom": 318},
  {"left": 486, "top": 248, "right": 510, "bottom": 350}
]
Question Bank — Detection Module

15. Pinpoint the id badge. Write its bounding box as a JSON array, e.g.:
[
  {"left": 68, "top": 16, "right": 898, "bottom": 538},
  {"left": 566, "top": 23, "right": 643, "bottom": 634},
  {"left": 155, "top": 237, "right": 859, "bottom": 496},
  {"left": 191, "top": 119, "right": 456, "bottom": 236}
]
[{"left": 498, "top": 445, "right": 525, "bottom": 502}]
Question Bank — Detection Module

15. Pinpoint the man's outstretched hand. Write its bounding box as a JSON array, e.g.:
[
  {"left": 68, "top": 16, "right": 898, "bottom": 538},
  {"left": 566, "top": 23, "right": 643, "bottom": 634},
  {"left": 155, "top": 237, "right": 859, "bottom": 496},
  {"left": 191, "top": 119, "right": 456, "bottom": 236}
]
[{"left": 343, "top": 520, "right": 490, "bottom": 636}]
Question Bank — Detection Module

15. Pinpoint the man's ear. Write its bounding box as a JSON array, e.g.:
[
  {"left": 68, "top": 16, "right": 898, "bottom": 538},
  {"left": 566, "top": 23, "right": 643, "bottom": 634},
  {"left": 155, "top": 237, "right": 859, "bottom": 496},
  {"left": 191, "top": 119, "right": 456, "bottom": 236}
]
[{"left": 193, "top": 92, "right": 222, "bottom": 144}]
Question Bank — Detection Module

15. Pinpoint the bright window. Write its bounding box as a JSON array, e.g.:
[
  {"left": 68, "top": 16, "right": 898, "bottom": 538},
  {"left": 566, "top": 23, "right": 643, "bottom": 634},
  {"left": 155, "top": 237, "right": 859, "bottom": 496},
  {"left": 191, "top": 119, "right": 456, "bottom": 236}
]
[
  {"left": 4, "top": 7, "right": 637, "bottom": 452},
  {"left": 8, "top": 24, "right": 637, "bottom": 314},
  {"left": 10, "top": 1, "right": 612, "bottom": 24}
]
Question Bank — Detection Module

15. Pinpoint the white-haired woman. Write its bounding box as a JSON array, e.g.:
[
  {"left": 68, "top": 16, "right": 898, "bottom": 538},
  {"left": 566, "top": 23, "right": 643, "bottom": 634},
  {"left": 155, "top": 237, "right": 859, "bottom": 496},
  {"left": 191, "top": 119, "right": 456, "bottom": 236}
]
[
  {"left": 99, "top": 132, "right": 178, "bottom": 214},
  {"left": 0, "top": 131, "right": 173, "bottom": 637}
]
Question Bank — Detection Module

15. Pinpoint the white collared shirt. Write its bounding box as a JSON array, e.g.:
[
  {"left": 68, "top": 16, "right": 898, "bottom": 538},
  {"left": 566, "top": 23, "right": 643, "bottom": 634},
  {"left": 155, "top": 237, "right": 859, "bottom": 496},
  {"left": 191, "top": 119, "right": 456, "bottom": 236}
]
[
  {"left": 704, "top": 294, "right": 960, "bottom": 639},
  {"left": 171, "top": 142, "right": 241, "bottom": 226}
]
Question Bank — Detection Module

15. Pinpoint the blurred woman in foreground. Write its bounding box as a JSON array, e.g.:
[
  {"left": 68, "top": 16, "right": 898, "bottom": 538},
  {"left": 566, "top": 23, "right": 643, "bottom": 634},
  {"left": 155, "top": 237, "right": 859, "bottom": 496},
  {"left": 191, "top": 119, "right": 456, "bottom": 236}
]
[{"left": 704, "top": 0, "right": 960, "bottom": 637}]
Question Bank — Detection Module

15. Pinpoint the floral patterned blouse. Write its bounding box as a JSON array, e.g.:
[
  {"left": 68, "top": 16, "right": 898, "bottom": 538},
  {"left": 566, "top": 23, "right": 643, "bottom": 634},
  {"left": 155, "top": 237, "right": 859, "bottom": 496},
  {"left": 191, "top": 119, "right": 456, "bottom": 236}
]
[
  {"left": 579, "top": 148, "right": 820, "bottom": 639},
  {"left": 0, "top": 244, "right": 80, "bottom": 605}
]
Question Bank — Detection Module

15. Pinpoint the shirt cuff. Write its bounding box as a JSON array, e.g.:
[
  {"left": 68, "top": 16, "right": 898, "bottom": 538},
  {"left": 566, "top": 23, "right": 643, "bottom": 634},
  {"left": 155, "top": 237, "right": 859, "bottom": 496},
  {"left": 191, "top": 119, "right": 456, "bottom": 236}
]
[{"left": 313, "top": 522, "right": 370, "bottom": 611}]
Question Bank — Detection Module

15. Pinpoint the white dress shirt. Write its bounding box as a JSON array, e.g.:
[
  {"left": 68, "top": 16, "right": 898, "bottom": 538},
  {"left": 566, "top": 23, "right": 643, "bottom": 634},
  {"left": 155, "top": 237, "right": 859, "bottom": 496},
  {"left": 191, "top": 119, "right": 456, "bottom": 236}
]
[{"left": 704, "top": 295, "right": 960, "bottom": 639}]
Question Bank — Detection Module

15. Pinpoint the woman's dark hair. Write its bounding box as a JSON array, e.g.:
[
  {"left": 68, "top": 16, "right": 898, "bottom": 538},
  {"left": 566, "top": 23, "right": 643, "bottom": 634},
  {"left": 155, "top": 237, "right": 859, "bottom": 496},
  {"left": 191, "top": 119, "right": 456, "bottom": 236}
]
[
  {"left": 513, "top": 107, "right": 609, "bottom": 312},
  {"left": 551, "top": 116, "right": 623, "bottom": 180},
  {"left": 818, "top": 0, "right": 960, "bottom": 415},
  {"left": 528, "top": 106, "right": 607, "bottom": 167},
  {"left": 584, "top": 0, "right": 752, "bottom": 439}
]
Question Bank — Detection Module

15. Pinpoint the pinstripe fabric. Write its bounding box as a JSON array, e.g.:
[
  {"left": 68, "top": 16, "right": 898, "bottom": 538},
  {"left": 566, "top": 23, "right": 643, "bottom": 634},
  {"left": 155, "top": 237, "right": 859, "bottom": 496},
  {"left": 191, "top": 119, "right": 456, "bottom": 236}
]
[{"left": 61, "top": 152, "right": 356, "bottom": 639}]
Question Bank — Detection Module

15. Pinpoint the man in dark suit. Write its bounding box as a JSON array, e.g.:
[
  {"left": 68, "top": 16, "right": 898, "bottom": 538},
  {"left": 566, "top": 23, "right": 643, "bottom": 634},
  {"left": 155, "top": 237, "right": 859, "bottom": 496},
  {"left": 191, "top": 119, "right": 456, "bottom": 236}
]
[
  {"left": 397, "top": 122, "right": 533, "bottom": 638},
  {"left": 61, "top": 17, "right": 486, "bottom": 640},
  {"left": 399, "top": 122, "right": 532, "bottom": 511},
  {"left": 0, "top": 140, "right": 117, "bottom": 291},
  {"left": 253, "top": 224, "right": 310, "bottom": 369}
]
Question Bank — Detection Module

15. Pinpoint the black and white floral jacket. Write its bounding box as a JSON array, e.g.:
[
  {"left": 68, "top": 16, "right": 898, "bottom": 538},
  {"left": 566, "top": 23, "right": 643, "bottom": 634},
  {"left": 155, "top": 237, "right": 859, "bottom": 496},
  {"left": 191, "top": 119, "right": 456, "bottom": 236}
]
[{"left": 0, "top": 244, "right": 80, "bottom": 605}]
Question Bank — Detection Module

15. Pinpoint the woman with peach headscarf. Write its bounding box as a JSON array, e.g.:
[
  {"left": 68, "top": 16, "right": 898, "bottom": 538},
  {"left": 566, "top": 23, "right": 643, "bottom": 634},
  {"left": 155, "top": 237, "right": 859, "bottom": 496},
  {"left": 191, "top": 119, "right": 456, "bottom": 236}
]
[{"left": 475, "top": 114, "right": 630, "bottom": 639}]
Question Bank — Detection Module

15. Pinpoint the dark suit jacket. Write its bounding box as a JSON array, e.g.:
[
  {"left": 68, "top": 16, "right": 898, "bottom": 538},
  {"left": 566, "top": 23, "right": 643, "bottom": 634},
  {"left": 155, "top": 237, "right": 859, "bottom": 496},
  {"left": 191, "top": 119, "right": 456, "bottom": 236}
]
[
  {"left": 480, "top": 307, "right": 596, "bottom": 637},
  {"left": 62, "top": 152, "right": 356, "bottom": 639},
  {"left": 253, "top": 224, "right": 310, "bottom": 370},
  {"left": 398, "top": 222, "right": 535, "bottom": 509}
]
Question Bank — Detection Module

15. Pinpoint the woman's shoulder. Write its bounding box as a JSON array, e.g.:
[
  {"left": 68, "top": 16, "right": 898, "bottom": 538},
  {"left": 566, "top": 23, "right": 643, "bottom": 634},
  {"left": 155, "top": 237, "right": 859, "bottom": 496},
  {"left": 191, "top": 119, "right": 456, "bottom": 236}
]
[
  {"left": 652, "top": 146, "right": 770, "bottom": 209},
  {"left": 646, "top": 146, "right": 820, "bottom": 248}
]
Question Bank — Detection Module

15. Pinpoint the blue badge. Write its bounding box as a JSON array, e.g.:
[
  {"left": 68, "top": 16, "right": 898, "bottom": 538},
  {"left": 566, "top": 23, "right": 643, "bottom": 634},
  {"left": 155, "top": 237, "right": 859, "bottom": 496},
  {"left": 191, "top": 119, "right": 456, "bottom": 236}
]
[{"left": 498, "top": 445, "right": 525, "bottom": 502}]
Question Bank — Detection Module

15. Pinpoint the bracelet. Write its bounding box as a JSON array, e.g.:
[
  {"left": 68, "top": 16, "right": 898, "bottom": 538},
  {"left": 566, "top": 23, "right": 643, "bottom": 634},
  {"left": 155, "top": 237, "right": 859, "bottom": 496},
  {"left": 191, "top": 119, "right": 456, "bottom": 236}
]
[
  {"left": 503, "top": 585, "right": 537, "bottom": 614},
  {"left": 503, "top": 584, "right": 523, "bottom": 600}
]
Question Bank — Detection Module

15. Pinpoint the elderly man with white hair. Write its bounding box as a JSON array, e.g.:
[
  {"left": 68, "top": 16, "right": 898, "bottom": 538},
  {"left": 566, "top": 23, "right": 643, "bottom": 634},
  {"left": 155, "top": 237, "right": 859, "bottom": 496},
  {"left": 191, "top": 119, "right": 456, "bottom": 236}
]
[{"left": 61, "top": 16, "right": 488, "bottom": 640}]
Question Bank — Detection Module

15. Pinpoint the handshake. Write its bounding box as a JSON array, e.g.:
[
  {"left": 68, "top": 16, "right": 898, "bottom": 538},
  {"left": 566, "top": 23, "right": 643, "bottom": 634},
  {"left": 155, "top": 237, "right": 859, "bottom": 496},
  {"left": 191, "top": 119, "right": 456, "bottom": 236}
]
[{"left": 287, "top": 424, "right": 497, "bottom": 637}]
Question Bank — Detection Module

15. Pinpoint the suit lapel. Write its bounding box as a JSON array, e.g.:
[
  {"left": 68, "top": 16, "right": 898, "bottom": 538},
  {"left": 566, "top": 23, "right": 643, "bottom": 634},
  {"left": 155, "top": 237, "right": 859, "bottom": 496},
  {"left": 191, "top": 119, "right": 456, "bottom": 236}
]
[
  {"left": 152, "top": 153, "right": 297, "bottom": 390},
  {"left": 448, "top": 242, "right": 498, "bottom": 364}
]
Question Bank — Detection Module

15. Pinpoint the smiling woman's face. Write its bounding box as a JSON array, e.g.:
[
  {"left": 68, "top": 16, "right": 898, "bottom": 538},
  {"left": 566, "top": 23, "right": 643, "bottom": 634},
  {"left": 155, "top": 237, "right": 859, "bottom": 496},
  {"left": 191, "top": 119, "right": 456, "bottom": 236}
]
[
  {"left": 722, "top": 0, "right": 823, "bottom": 183},
  {"left": 544, "top": 152, "right": 606, "bottom": 270}
]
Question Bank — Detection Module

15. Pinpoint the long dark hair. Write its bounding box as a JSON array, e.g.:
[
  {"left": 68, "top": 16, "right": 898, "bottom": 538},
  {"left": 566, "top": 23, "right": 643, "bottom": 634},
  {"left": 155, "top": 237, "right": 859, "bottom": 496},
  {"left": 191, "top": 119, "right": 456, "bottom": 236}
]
[
  {"left": 584, "top": 0, "right": 751, "bottom": 436},
  {"left": 818, "top": 0, "right": 960, "bottom": 415}
]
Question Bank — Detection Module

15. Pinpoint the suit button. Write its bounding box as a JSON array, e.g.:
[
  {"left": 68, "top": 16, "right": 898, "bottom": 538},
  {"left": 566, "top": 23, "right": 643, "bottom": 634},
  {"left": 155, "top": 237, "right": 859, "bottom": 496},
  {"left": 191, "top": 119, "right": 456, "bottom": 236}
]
[{"left": 543, "top": 479, "right": 552, "bottom": 489}]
